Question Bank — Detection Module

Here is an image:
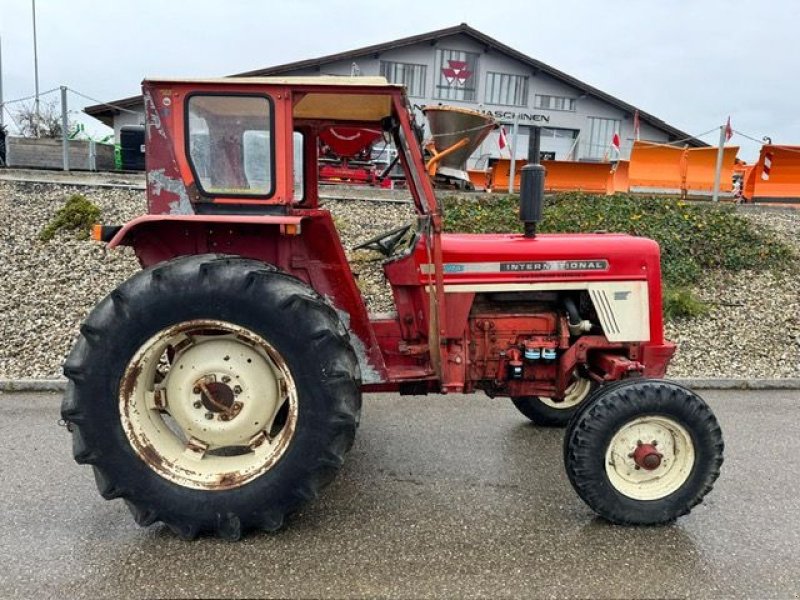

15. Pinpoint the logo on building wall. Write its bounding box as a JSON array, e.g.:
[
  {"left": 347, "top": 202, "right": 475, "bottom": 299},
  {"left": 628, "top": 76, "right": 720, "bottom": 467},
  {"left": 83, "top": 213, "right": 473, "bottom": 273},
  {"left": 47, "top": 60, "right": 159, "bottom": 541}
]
[
  {"left": 481, "top": 109, "right": 551, "bottom": 124},
  {"left": 441, "top": 60, "right": 473, "bottom": 86}
]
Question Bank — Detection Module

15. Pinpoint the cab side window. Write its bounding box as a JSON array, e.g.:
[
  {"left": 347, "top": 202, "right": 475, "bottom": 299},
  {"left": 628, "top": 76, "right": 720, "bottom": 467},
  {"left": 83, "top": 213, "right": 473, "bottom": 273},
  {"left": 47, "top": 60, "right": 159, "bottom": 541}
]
[{"left": 187, "top": 95, "right": 274, "bottom": 197}]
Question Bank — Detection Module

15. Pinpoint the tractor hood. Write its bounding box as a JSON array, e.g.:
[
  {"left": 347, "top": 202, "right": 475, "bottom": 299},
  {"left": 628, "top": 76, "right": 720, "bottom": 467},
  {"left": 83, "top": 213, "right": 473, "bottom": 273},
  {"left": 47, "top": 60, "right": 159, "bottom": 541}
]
[{"left": 415, "top": 233, "right": 662, "bottom": 285}]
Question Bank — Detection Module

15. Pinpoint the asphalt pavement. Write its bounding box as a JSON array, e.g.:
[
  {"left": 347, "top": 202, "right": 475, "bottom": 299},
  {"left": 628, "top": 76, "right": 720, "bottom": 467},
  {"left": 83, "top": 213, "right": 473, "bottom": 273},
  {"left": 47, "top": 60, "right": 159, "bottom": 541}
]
[{"left": 1, "top": 389, "right": 799, "bottom": 599}]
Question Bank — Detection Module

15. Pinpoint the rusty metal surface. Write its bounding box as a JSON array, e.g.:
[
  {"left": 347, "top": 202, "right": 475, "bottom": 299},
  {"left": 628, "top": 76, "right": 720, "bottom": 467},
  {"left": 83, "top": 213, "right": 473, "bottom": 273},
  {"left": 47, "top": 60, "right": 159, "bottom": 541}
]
[
  {"left": 4, "top": 389, "right": 800, "bottom": 598},
  {"left": 118, "top": 319, "right": 298, "bottom": 491},
  {"left": 142, "top": 87, "right": 195, "bottom": 215}
]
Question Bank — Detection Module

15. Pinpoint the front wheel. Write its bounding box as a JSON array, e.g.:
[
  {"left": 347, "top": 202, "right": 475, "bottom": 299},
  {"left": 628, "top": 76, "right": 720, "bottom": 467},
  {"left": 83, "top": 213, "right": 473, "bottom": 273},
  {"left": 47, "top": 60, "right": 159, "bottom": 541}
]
[
  {"left": 564, "top": 379, "right": 723, "bottom": 525},
  {"left": 61, "top": 254, "right": 361, "bottom": 539},
  {"left": 511, "top": 375, "right": 595, "bottom": 427}
]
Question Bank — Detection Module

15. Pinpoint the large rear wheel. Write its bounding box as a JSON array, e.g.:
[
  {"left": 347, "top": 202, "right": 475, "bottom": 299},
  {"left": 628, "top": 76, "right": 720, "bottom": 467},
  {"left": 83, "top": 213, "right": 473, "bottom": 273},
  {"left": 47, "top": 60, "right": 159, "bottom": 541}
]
[
  {"left": 564, "top": 379, "right": 723, "bottom": 525},
  {"left": 62, "top": 254, "right": 361, "bottom": 539}
]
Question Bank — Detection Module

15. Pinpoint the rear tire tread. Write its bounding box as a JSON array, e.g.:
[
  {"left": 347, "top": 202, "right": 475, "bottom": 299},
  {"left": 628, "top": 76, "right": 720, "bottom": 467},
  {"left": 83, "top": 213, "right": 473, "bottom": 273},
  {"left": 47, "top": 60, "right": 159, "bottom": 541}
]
[{"left": 62, "top": 254, "right": 362, "bottom": 539}]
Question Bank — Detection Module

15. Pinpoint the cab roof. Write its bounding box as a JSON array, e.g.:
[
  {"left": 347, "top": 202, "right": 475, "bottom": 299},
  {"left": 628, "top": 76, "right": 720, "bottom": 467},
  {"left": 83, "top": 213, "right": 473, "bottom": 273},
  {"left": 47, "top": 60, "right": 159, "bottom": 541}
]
[
  {"left": 144, "top": 76, "right": 401, "bottom": 89},
  {"left": 144, "top": 76, "right": 402, "bottom": 122}
]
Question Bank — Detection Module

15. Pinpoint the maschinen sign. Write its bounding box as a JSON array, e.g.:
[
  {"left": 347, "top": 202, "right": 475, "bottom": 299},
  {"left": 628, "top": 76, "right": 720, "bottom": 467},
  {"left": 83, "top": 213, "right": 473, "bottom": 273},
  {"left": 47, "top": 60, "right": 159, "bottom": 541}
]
[
  {"left": 411, "top": 106, "right": 552, "bottom": 124},
  {"left": 481, "top": 109, "right": 551, "bottom": 123}
]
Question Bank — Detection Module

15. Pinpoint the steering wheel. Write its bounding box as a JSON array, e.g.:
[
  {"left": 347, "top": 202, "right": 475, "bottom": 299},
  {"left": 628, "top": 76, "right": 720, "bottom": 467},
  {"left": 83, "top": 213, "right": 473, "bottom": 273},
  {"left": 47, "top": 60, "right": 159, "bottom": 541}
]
[{"left": 352, "top": 224, "right": 414, "bottom": 257}]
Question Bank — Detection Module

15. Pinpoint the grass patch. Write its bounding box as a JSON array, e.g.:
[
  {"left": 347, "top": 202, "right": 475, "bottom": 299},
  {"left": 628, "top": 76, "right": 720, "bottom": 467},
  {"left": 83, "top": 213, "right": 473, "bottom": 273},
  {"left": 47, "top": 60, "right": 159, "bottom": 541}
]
[
  {"left": 662, "top": 287, "right": 709, "bottom": 320},
  {"left": 443, "top": 193, "right": 795, "bottom": 320},
  {"left": 39, "top": 194, "right": 101, "bottom": 242}
]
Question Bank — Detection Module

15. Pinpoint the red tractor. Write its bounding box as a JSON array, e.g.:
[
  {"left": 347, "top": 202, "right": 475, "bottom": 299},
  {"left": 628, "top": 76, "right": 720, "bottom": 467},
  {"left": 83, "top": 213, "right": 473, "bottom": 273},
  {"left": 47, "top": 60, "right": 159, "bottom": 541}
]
[{"left": 63, "top": 76, "right": 723, "bottom": 540}]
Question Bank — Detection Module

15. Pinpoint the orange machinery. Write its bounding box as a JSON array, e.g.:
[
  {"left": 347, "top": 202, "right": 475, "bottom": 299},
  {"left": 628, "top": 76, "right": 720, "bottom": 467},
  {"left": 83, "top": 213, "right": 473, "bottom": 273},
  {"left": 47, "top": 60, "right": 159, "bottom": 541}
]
[
  {"left": 742, "top": 145, "right": 800, "bottom": 203},
  {"left": 477, "top": 158, "right": 629, "bottom": 195},
  {"left": 628, "top": 141, "right": 739, "bottom": 196}
]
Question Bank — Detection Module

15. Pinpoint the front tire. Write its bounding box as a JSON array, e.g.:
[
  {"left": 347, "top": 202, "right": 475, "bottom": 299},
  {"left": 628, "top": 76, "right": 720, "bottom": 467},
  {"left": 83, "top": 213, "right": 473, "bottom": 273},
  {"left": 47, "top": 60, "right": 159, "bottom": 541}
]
[
  {"left": 511, "top": 375, "right": 595, "bottom": 427},
  {"left": 61, "top": 254, "right": 361, "bottom": 539},
  {"left": 564, "top": 379, "right": 723, "bottom": 525}
]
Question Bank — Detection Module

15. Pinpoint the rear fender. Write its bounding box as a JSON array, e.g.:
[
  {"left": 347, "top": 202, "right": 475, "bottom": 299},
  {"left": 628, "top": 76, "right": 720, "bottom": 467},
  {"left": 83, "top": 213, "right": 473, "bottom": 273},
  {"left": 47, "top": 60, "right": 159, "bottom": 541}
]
[
  {"left": 104, "top": 212, "right": 389, "bottom": 385},
  {"left": 106, "top": 214, "right": 304, "bottom": 266}
]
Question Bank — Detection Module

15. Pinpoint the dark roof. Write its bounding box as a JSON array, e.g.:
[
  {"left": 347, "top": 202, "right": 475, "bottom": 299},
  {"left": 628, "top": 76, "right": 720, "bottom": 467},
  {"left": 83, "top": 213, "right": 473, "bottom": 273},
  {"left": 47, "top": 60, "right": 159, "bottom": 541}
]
[
  {"left": 84, "top": 93, "right": 145, "bottom": 127},
  {"left": 84, "top": 23, "right": 706, "bottom": 146}
]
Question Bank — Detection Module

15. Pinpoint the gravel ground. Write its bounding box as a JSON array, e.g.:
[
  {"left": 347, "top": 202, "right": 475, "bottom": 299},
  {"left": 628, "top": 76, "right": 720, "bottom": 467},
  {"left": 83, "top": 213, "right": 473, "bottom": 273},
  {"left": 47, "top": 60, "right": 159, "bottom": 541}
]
[
  {"left": 0, "top": 182, "right": 142, "bottom": 379},
  {"left": 664, "top": 209, "right": 800, "bottom": 378},
  {"left": 0, "top": 179, "right": 797, "bottom": 379},
  {"left": 324, "top": 198, "right": 415, "bottom": 314}
]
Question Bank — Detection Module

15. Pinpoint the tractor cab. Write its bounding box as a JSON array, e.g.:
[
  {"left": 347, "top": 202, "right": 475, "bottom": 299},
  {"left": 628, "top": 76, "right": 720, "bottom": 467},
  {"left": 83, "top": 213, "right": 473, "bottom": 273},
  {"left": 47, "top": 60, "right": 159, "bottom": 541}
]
[{"left": 140, "top": 76, "right": 435, "bottom": 216}]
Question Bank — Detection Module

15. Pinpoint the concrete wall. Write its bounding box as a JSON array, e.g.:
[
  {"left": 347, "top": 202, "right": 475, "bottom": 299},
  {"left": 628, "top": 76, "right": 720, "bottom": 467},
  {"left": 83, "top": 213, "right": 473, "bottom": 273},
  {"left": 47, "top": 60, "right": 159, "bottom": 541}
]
[{"left": 5, "top": 137, "right": 115, "bottom": 171}]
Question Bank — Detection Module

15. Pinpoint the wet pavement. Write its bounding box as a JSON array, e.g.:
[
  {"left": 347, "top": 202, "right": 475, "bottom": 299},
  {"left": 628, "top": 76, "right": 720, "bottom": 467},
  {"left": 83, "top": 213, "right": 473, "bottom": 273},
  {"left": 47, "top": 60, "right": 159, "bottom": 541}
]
[{"left": 1, "top": 389, "right": 799, "bottom": 599}]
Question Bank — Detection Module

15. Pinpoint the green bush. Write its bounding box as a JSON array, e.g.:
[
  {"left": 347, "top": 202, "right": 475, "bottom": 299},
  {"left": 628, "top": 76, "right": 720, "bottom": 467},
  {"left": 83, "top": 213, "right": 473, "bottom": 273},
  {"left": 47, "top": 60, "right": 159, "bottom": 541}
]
[
  {"left": 443, "top": 193, "right": 795, "bottom": 320},
  {"left": 663, "top": 286, "right": 709, "bottom": 320},
  {"left": 39, "top": 194, "right": 102, "bottom": 242}
]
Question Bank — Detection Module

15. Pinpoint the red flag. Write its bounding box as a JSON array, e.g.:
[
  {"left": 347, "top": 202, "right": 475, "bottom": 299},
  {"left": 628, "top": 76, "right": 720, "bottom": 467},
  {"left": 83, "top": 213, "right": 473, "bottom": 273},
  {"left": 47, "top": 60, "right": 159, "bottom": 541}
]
[
  {"left": 498, "top": 126, "right": 508, "bottom": 150},
  {"left": 633, "top": 110, "right": 641, "bottom": 141},
  {"left": 611, "top": 132, "right": 621, "bottom": 154},
  {"left": 724, "top": 116, "right": 733, "bottom": 142}
]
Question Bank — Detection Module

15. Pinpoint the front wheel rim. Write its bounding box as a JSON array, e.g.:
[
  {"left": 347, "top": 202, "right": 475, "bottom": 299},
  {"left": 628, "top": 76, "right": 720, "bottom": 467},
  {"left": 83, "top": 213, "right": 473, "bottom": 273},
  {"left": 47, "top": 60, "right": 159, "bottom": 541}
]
[
  {"left": 539, "top": 376, "right": 592, "bottom": 410},
  {"left": 119, "top": 319, "right": 298, "bottom": 491},
  {"left": 604, "top": 415, "right": 695, "bottom": 500}
]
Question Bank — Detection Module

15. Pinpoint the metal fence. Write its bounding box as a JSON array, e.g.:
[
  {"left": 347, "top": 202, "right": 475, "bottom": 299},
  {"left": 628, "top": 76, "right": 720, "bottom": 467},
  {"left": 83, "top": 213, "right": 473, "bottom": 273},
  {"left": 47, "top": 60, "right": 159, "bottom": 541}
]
[{"left": 1, "top": 85, "right": 118, "bottom": 171}]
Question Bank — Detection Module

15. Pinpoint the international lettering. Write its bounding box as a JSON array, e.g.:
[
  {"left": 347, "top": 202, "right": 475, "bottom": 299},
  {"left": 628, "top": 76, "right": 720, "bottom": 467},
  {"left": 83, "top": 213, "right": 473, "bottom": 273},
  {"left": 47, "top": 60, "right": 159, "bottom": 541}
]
[{"left": 500, "top": 260, "right": 608, "bottom": 272}]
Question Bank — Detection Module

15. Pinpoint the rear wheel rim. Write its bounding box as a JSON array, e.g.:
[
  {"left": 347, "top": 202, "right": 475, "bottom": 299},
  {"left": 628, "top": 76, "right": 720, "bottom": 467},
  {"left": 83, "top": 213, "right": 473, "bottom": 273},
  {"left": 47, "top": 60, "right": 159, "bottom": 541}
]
[
  {"left": 119, "top": 319, "right": 298, "bottom": 491},
  {"left": 604, "top": 415, "right": 695, "bottom": 500},
  {"left": 539, "top": 376, "right": 592, "bottom": 409}
]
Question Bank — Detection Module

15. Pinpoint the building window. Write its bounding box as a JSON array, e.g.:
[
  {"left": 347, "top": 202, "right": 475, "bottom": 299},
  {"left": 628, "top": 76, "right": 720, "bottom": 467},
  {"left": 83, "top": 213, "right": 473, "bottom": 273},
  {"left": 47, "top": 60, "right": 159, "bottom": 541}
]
[
  {"left": 187, "top": 94, "right": 274, "bottom": 197},
  {"left": 540, "top": 127, "right": 580, "bottom": 160},
  {"left": 485, "top": 72, "right": 529, "bottom": 106},
  {"left": 435, "top": 48, "right": 479, "bottom": 101},
  {"left": 534, "top": 94, "right": 576, "bottom": 112},
  {"left": 380, "top": 61, "right": 427, "bottom": 97},
  {"left": 586, "top": 117, "right": 621, "bottom": 160}
]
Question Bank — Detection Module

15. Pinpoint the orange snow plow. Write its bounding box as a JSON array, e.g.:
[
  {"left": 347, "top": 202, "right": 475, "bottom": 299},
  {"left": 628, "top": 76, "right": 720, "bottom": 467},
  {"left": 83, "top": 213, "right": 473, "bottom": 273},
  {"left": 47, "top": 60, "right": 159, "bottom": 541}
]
[
  {"left": 742, "top": 145, "right": 800, "bottom": 203},
  {"left": 628, "top": 141, "right": 738, "bottom": 196},
  {"left": 482, "top": 158, "right": 627, "bottom": 195}
]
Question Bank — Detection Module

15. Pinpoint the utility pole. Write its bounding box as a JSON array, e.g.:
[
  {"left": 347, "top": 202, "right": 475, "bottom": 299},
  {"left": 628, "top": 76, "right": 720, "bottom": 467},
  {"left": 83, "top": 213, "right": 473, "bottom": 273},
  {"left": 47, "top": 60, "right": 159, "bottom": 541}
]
[
  {"left": 711, "top": 124, "right": 725, "bottom": 202},
  {"left": 61, "top": 86, "right": 69, "bottom": 171},
  {"left": 32, "top": 0, "right": 41, "bottom": 136}
]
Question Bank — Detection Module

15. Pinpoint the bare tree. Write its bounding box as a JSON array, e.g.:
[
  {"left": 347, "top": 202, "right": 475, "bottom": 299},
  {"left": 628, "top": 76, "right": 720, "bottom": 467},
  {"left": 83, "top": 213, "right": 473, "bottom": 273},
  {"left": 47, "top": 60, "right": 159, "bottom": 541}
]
[{"left": 14, "top": 100, "right": 72, "bottom": 138}]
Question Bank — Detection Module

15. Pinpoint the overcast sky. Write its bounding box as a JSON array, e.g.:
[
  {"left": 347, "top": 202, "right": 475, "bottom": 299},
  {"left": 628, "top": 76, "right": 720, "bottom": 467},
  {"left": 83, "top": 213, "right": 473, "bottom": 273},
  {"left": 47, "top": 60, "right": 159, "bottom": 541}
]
[{"left": 1, "top": 0, "right": 797, "bottom": 160}]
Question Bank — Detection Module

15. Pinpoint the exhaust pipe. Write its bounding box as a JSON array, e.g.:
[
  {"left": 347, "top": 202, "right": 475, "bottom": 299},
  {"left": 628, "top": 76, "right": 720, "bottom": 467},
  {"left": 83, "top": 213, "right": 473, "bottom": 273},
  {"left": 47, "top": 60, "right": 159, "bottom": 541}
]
[
  {"left": 519, "top": 163, "right": 545, "bottom": 238},
  {"left": 520, "top": 126, "right": 544, "bottom": 238}
]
